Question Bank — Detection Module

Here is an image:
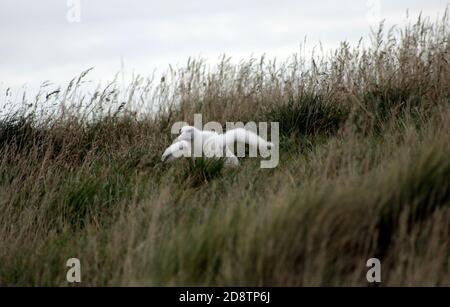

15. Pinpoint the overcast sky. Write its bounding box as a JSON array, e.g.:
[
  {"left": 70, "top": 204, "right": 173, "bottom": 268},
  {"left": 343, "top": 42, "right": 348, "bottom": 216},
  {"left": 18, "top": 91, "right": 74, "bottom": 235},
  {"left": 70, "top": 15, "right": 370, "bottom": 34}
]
[{"left": 0, "top": 0, "right": 448, "bottom": 94}]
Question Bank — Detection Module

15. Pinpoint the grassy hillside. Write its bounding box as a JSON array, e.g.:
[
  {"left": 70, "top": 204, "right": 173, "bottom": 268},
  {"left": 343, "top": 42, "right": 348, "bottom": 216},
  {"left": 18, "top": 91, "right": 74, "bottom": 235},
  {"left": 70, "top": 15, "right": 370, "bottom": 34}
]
[{"left": 0, "top": 14, "right": 449, "bottom": 286}]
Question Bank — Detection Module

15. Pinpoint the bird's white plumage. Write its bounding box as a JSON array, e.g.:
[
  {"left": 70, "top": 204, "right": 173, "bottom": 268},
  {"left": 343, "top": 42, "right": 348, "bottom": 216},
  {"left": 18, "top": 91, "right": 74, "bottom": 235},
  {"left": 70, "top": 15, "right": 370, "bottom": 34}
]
[{"left": 162, "top": 126, "right": 273, "bottom": 167}]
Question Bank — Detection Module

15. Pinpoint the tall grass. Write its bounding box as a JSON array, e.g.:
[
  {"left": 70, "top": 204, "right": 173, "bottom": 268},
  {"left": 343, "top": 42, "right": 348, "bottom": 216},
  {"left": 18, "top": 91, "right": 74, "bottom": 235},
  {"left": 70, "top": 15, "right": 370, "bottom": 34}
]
[{"left": 0, "top": 12, "right": 449, "bottom": 286}]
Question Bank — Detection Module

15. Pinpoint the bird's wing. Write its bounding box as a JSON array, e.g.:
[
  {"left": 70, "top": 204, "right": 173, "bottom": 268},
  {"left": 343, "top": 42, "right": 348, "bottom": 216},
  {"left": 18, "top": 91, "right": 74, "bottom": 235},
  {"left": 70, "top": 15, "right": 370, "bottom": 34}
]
[
  {"left": 200, "top": 136, "right": 239, "bottom": 164},
  {"left": 200, "top": 130, "right": 220, "bottom": 140},
  {"left": 222, "top": 128, "right": 272, "bottom": 149}
]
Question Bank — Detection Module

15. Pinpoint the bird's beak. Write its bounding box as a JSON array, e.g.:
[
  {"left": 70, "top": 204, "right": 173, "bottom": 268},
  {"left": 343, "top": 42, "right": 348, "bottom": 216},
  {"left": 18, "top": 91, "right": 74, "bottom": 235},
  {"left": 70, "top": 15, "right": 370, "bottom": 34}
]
[
  {"left": 161, "top": 149, "right": 174, "bottom": 162},
  {"left": 161, "top": 153, "right": 171, "bottom": 162}
]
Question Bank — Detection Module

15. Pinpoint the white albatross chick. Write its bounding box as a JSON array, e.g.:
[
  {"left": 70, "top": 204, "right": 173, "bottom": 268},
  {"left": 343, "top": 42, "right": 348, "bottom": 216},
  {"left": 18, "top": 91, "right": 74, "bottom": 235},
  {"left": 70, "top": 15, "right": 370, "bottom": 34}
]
[{"left": 161, "top": 126, "right": 273, "bottom": 167}]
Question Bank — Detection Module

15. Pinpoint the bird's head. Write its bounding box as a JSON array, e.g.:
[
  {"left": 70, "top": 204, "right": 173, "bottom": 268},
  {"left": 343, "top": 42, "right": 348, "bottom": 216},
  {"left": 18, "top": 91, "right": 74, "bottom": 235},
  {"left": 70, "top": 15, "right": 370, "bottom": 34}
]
[
  {"left": 175, "top": 125, "right": 196, "bottom": 142},
  {"left": 161, "top": 140, "right": 191, "bottom": 162}
]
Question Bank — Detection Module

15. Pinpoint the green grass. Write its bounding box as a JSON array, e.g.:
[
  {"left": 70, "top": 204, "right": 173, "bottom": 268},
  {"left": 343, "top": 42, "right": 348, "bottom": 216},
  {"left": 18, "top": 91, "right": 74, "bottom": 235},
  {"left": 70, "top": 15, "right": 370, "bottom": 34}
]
[{"left": 0, "top": 13, "right": 449, "bottom": 286}]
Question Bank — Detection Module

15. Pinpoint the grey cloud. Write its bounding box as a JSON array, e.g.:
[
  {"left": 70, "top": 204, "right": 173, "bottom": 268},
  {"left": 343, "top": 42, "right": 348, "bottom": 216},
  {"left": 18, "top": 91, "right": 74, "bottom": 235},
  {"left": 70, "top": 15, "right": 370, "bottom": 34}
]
[{"left": 0, "top": 0, "right": 448, "bottom": 92}]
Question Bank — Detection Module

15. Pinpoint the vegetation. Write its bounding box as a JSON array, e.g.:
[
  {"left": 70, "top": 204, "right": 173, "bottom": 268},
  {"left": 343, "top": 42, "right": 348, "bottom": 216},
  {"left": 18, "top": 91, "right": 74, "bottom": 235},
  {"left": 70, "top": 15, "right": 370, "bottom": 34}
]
[{"left": 0, "top": 13, "right": 449, "bottom": 286}]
